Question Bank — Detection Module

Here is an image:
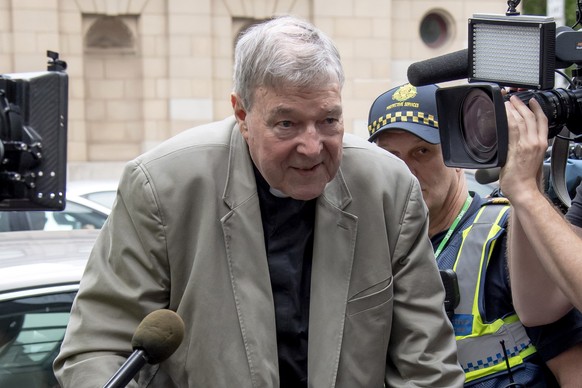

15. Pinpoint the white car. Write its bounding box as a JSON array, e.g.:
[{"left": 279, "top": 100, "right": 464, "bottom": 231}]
[
  {"left": 66, "top": 180, "right": 118, "bottom": 210},
  {"left": 0, "top": 229, "right": 99, "bottom": 387},
  {"left": 0, "top": 195, "right": 110, "bottom": 232}
]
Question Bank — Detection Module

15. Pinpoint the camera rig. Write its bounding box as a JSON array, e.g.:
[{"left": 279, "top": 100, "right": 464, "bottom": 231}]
[
  {"left": 419, "top": 0, "right": 582, "bottom": 208},
  {"left": 0, "top": 51, "right": 68, "bottom": 211}
]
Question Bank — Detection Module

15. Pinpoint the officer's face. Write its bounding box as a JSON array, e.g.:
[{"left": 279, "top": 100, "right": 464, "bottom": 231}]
[
  {"left": 232, "top": 84, "right": 344, "bottom": 200},
  {"left": 376, "top": 130, "right": 461, "bottom": 219}
]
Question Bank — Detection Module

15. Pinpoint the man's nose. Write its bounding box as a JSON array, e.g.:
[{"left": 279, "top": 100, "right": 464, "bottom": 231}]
[{"left": 297, "top": 125, "right": 323, "bottom": 155}]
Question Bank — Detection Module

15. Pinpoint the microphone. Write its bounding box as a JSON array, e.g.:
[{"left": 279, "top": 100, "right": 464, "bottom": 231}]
[
  {"left": 103, "top": 309, "right": 185, "bottom": 388},
  {"left": 475, "top": 168, "right": 501, "bottom": 184},
  {"left": 407, "top": 49, "right": 468, "bottom": 86}
]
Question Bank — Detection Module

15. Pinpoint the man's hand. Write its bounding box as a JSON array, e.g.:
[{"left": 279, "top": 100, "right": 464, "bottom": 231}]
[{"left": 499, "top": 96, "right": 549, "bottom": 204}]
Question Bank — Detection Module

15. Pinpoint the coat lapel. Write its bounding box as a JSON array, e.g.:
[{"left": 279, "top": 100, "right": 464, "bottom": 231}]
[
  {"left": 221, "top": 126, "right": 279, "bottom": 387},
  {"left": 309, "top": 171, "right": 357, "bottom": 387}
]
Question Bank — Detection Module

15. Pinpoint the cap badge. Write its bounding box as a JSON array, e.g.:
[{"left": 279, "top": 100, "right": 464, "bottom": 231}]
[{"left": 392, "top": 83, "right": 417, "bottom": 102}]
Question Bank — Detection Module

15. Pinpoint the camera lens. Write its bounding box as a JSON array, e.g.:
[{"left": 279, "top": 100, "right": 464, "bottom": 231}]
[
  {"left": 461, "top": 88, "right": 497, "bottom": 163},
  {"left": 513, "top": 88, "right": 582, "bottom": 139}
]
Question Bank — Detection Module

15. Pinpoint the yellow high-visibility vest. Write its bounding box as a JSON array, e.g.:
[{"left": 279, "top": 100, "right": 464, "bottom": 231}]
[{"left": 445, "top": 199, "right": 537, "bottom": 383}]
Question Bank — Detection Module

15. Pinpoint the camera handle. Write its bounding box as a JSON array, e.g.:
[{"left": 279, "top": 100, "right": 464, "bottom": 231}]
[
  {"left": 47, "top": 50, "right": 66, "bottom": 72},
  {"left": 506, "top": 1, "right": 521, "bottom": 16},
  {"left": 550, "top": 128, "right": 573, "bottom": 209}
]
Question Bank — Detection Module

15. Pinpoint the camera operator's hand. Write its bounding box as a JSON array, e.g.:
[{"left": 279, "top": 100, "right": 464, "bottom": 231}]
[{"left": 499, "top": 95, "right": 548, "bottom": 204}]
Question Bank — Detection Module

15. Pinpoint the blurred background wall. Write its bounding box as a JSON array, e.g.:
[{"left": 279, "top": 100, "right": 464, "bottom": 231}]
[{"left": 0, "top": 0, "right": 514, "bottom": 181}]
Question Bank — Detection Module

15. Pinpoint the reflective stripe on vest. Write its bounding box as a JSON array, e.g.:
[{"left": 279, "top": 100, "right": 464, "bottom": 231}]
[{"left": 444, "top": 200, "right": 537, "bottom": 383}]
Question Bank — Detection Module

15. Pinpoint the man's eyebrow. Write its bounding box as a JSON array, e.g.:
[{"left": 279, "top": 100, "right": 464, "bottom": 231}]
[
  {"left": 264, "top": 106, "right": 295, "bottom": 123},
  {"left": 326, "top": 105, "right": 343, "bottom": 116},
  {"left": 266, "top": 104, "right": 343, "bottom": 121},
  {"left": 271, "top": 106, "right": 295, "bottom": 116}
]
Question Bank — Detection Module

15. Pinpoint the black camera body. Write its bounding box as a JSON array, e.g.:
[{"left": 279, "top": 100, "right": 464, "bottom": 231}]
[
  {"left": 434, "top": 11, "right": 582, "bottom": 169},
  {"left": 0, "top": 51, "right": 68, "bottom": 211}
]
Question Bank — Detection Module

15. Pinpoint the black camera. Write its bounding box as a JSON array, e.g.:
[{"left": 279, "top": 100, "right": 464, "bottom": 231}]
[
  {"left": 437, "top": 82, "right": 582, "bottom": 168},
  {"left": 433, "top": 6, "right": 582, "bottom": 169},
  {"left": 0, "top": 51, "right": 68, "bottom": 211}
]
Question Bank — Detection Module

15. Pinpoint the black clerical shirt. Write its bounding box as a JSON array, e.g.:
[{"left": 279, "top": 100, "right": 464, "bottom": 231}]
[{"left": 254, "top": 167, "right": 315, "bottom": 388}]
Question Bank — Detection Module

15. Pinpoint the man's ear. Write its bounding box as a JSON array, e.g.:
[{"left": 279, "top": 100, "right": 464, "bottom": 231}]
[{"left": 231, "top": 93, "right": 247, "bottom": 126}]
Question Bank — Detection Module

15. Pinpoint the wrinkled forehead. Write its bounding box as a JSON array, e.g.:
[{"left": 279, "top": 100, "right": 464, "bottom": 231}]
[
  {"left": 256, "top": 71, "right": 342, "bottom": 95},
  {"left": 251, "top": 82, "right": 343, "bottom": 106}
]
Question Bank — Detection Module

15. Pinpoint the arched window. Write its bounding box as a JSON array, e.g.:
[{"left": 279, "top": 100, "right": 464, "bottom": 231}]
[{"left": 84, "top": 16, "right": 136, "bottom": 53}]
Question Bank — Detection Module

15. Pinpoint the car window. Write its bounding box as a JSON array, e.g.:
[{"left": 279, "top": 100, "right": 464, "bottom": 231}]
[
  {"left": 81, "top": 191, "right": 116, "bottom": 209},
  {"left": 0, "top": 291, "right": 76, "bottom": 387},
  {"left": 0, "top": 201, "right": 108, "bottom": 232},
  {"left": 0, "top": 212, "right": 48, "bottom": 232},
  {"left": 43, "top": 201, "right": 107, "bottom": 231}
]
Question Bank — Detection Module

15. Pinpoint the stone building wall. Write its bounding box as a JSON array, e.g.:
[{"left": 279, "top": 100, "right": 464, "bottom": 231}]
[{"left": 0, "top": 0, "right": 508, "bottom": 180}]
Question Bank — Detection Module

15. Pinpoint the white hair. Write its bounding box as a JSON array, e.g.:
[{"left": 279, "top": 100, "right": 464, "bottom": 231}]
[{"left": 233, "top": 15, "right": 344, "bottom": 111}]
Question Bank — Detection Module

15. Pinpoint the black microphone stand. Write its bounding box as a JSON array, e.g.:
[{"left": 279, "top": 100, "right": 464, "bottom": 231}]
[{"left": 102, "top": 349, "right": 148, "bottom": 388}]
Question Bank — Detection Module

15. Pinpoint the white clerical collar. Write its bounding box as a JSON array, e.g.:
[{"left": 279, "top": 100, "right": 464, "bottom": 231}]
[{"left": 269, "top": 187, "right": 289, "bottom": 198}]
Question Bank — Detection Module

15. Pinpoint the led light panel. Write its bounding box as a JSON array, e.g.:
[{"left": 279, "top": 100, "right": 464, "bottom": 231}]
[{"left": 469, "top": 14, "right": 556, "bottom": 89}]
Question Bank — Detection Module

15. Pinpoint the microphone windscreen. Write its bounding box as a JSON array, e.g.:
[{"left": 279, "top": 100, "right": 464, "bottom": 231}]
[
  {"left": 131, "top": 309, "right": 185, "bottom": 365},
  {"left": 474, "top": 168, "right": 501, "bottom": 185},
  {"left": 407, "top": 49, "right": 468, "bottom": 86}
]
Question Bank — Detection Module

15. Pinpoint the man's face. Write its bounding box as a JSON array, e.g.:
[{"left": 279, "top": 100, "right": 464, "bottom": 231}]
[
  {"left": 232, "top": 84, "right": 344, "bottom": 200},
  {"left": 376, "top": 130, "right": 459, "bottom": 215}
]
